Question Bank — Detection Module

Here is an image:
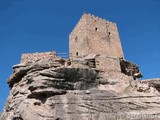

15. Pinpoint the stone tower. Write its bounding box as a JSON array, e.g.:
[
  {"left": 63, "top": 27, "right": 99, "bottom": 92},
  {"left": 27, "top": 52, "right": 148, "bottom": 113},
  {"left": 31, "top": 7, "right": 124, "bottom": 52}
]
[{"left": 69, "top": 13, "right": 124, "bottom": 59}]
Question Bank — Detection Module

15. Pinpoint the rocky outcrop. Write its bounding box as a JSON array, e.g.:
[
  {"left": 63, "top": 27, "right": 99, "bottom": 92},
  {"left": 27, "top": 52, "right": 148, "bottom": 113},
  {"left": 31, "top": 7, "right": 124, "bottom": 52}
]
[
  {"left": 1, "top": 59, "right": 160, "bottom": 120},
  {"left": 120, "top": 58, "right": 143, "bottom": 79}
]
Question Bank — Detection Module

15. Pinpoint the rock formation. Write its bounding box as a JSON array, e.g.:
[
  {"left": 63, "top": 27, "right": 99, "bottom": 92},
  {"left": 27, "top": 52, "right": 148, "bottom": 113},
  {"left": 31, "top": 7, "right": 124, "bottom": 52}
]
[
  {"left": 1, "top": 58, "right": 160, "bottom": 120},
  {"left": 0, "top": 13, "right": 160, "bottom": 120}
]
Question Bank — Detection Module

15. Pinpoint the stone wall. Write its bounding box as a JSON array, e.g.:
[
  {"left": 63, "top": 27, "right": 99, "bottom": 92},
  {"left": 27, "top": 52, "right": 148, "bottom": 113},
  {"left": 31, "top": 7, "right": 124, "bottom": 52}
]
[
  {"left": 69, "top": 13, "right": 124, "bottom": 59},
  {"left": 21, "top": 51, "right": 56, "bottom": 63},
  {"left": 69, "top": 13, "right": 88, "bottom": 58},
  {"left": 95, "top": 56, "right": 121, "bottom": 72}
]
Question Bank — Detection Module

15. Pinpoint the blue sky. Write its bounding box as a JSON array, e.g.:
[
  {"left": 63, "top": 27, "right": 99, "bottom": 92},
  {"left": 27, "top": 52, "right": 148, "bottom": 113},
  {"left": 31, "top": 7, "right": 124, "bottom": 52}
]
[{"left": 0, "top": 0, "right": 160, "bottom": 111}]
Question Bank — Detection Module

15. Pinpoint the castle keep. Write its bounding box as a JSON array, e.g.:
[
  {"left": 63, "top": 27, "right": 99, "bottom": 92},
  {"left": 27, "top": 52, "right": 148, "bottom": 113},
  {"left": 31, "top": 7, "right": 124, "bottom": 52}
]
[
  {"left": 69, "top": 13, "right": 124, "bottom": 73},
  {"left": 69, "top": 13, "right": 123, "bottom": 58},
  {"left": 20, "top": 13, "right": 142, "bottom": 79}
]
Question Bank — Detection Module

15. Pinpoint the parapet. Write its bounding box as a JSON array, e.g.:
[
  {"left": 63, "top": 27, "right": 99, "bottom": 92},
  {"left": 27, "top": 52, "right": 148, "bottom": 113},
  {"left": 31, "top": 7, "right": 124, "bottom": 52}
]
[{"left": 21, "top": 51, "right": 57, "bottom": 64}]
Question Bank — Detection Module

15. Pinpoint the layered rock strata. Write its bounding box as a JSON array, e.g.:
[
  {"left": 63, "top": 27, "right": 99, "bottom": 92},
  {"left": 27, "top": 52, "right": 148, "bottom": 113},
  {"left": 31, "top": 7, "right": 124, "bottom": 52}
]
[{"left": 0, "top": 58, "right": 160, "bottom": 120}]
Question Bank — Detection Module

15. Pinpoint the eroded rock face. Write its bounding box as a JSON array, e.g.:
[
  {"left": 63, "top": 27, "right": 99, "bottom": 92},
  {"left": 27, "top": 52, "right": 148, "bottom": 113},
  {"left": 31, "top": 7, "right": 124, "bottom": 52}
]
[{"left": 1, "top": 60, "right": 160, "bottom": 120}]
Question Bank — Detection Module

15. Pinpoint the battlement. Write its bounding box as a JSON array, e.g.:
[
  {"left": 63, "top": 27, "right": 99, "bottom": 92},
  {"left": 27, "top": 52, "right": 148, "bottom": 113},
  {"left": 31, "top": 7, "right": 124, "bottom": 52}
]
[
  {"left": 21, "top": 51, "right": 57, "bottom": 63},
  {"left": 69, "top": 13, "right": 115, "bottom": 37}
]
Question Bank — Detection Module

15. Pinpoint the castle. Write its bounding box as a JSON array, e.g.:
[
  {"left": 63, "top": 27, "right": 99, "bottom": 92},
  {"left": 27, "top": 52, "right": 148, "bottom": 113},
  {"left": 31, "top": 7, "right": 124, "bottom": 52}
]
[
  {"left": 3, "top": 13, "right": 160, "bottom": 120},
  {"left": 20, "top": 13, "right": 142, "bottom": 79}
]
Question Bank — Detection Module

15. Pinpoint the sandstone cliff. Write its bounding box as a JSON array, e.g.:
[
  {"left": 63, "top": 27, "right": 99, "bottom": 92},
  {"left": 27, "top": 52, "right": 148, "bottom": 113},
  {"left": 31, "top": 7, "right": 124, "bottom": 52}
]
[{"left": 0, "top": 58, "right": 160, "bottom": 120}]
